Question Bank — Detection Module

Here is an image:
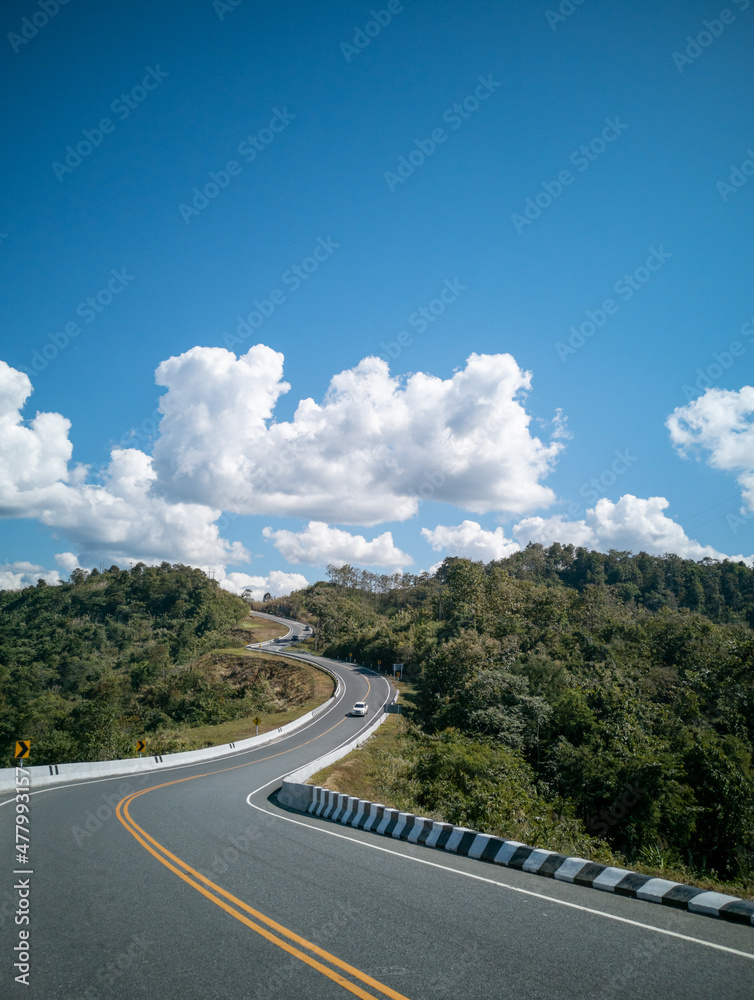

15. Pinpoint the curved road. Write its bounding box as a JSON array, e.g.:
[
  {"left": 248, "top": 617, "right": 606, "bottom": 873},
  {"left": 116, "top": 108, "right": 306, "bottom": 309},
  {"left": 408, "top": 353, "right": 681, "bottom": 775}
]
[{"left": 1, "top": 613, "right": 752, "bottom": 998}]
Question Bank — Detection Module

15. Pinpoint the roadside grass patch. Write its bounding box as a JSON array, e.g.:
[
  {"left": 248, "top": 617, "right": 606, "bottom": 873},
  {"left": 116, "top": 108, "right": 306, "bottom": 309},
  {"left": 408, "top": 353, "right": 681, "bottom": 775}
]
[{"left": 309, "top": 713, "right": 417, "bottom": 809}]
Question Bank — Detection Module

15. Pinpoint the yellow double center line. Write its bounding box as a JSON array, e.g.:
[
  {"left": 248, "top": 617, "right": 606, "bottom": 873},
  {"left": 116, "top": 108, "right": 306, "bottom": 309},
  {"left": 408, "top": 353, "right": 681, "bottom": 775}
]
[{"left": 116, "top": 685, "right": 411, "bottom": 1000}]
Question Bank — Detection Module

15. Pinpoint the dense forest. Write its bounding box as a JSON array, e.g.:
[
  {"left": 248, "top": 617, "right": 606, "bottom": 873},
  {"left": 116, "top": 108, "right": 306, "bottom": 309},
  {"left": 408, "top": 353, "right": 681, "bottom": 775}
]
[
  {"left": 0, "top": 562, "right": 289, "bottom": 767},
  {"left": 260, "top": 544, "right": 754, "bottom": 884}
]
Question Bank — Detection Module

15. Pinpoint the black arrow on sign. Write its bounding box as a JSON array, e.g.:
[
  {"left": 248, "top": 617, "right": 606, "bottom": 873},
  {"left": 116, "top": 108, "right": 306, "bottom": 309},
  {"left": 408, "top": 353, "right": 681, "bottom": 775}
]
[
  {"left": 136, "top": 740, "right": 146, "bottom": 753},
  {"left": 15, "top": 741, "right": 30, "bottom": 759}
]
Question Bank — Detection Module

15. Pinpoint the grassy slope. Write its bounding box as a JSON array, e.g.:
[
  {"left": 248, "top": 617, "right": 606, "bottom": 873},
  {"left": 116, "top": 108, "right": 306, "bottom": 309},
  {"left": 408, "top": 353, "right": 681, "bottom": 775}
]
[
  {"left": 170, "top": 648, "right": 334, "bottom": 745},
  {"left": 234, "top": 617, "right": 290, "bottom": 643}
]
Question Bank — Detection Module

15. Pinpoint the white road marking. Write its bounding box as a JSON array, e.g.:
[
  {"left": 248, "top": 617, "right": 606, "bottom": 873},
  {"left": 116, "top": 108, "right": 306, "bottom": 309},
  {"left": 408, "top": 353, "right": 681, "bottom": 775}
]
[{"left": 245, "top": 781, "right": 754, "bottom": 962}]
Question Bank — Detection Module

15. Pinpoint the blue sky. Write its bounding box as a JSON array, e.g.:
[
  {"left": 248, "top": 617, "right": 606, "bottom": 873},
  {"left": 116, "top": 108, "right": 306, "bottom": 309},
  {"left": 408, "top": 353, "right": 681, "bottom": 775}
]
[{"left": 2, "top": 0, "right": 754, "bottom": 595}]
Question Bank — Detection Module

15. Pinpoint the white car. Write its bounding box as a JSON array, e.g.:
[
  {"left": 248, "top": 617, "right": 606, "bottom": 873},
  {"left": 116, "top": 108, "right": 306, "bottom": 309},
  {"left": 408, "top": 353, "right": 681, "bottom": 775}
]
[{"left": 351, "top": 702, "right": 367, "bottom": 717}]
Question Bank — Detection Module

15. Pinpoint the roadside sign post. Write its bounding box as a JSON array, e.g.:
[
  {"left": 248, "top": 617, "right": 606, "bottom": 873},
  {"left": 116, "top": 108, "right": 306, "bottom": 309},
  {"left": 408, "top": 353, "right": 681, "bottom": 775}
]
[
  {"left": 136, "top": 740, "right": 146, "bottom": 757},
  {"left": 253, "top": 716, "right": 262, "bottom": 737}
]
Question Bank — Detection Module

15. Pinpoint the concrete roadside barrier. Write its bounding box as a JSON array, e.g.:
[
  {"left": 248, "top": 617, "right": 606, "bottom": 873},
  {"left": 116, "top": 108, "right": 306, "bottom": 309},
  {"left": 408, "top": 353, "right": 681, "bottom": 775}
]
[
  {"left": 0, "top": 663, "right": 341, "bottom": 794},
  {"left": 279, "top": 781, "right": 754, "bottom": 927}
]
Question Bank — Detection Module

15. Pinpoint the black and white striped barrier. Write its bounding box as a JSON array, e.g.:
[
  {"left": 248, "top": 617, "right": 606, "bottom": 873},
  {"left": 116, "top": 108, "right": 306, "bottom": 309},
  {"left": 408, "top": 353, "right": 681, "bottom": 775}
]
[{"left": 278, "top": 784, "right": 754, "bottom": 927}]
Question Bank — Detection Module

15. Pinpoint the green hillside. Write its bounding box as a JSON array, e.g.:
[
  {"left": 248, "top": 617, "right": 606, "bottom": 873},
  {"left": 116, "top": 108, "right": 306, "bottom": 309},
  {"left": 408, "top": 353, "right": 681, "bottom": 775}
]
[
  {"left": 259, "top": 545, "right": 754, "bottom": 885},
  {"left": 0, "top": 562, "right": 272, "bottom": 766}
]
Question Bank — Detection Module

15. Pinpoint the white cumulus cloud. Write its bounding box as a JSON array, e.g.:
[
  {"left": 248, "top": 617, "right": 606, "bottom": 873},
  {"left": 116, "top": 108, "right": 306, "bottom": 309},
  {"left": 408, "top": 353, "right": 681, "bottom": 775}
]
[
  {"left": 0, "top": 361, "right": 249, "bottom": 574},
  {"left": 219, "top": 570, "right": 310, "bottom": 600},
  {"left": 0, "top": 361, "right": 75, "bottom": 516},
  {"left": 151, "top": 346, "right": 563, "bottom": 524},
  {"left": 263, "top": 521, "right": 413, "bottom": 568},
  {"left": 421, "top": 520, "right": 520, "bottom": 562},
  {"left": 0, "top": 561, "right": 64, "bottom": 590},
  {"left": 667, "top": 386, "right": 754, "bottom": 510},
  {"left": 55, "top": 552, "right": 81, "bottom": 574},
  {"left": 513, "top": 495, "right": 752, "bottom": 563},
  {"left": 39, "top": 447, "right": 250, "bottom": 570}
]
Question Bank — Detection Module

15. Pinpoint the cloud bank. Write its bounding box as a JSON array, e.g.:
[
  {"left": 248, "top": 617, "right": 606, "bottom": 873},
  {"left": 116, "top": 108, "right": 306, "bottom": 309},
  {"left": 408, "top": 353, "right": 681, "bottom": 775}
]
[
  {"left": 3, "top": 354, "right": 751, "bottom": 593},
  {"left": 219, "top": 570, "right": 310, "bottom": 599},
  {"left": 513, "top": 494, "right": 752, "bottom": 564},
  {"left": 0, "top": 561, "right": 64, "bottom": 590},
  {"left": 263, "top": 521, "right": 412, "bottom": 568},
  {"left": 152, "top": 346, "right": 563, "bottom": 524},
  {"left": 422, "top": 520, "right": 519, "bottom": 562}
]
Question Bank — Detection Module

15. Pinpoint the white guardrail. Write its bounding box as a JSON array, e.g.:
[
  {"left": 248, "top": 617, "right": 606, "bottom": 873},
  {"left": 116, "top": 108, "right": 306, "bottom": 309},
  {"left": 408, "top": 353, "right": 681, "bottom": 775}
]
[{"left": 0, "top": 658, "right": 342, "bottom": 794}]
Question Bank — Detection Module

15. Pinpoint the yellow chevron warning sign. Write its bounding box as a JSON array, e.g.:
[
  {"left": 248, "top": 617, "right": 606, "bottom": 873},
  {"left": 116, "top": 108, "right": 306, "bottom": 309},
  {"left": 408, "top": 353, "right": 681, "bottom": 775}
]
[{"left": 15, "top": 741, "right": 30, "bottom": 759}]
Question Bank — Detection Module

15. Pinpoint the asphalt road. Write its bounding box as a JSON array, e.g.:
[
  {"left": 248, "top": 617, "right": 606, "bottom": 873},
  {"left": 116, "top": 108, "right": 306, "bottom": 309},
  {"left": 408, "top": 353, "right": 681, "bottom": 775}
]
[{"left": 1, "top": 617, "right": 752, "bottom": 999}]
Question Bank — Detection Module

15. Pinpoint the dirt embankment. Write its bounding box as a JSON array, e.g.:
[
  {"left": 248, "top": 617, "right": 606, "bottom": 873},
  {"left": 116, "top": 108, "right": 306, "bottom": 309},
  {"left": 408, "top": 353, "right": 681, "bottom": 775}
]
[{"left": 193, "top": 650, "right": 330, "bottom": 708}]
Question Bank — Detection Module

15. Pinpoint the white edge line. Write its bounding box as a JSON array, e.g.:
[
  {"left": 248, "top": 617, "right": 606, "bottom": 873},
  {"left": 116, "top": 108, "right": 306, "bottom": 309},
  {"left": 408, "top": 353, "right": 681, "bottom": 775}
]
[{"left": 244, "top": 780, "right": 754, "bottom": 962}]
